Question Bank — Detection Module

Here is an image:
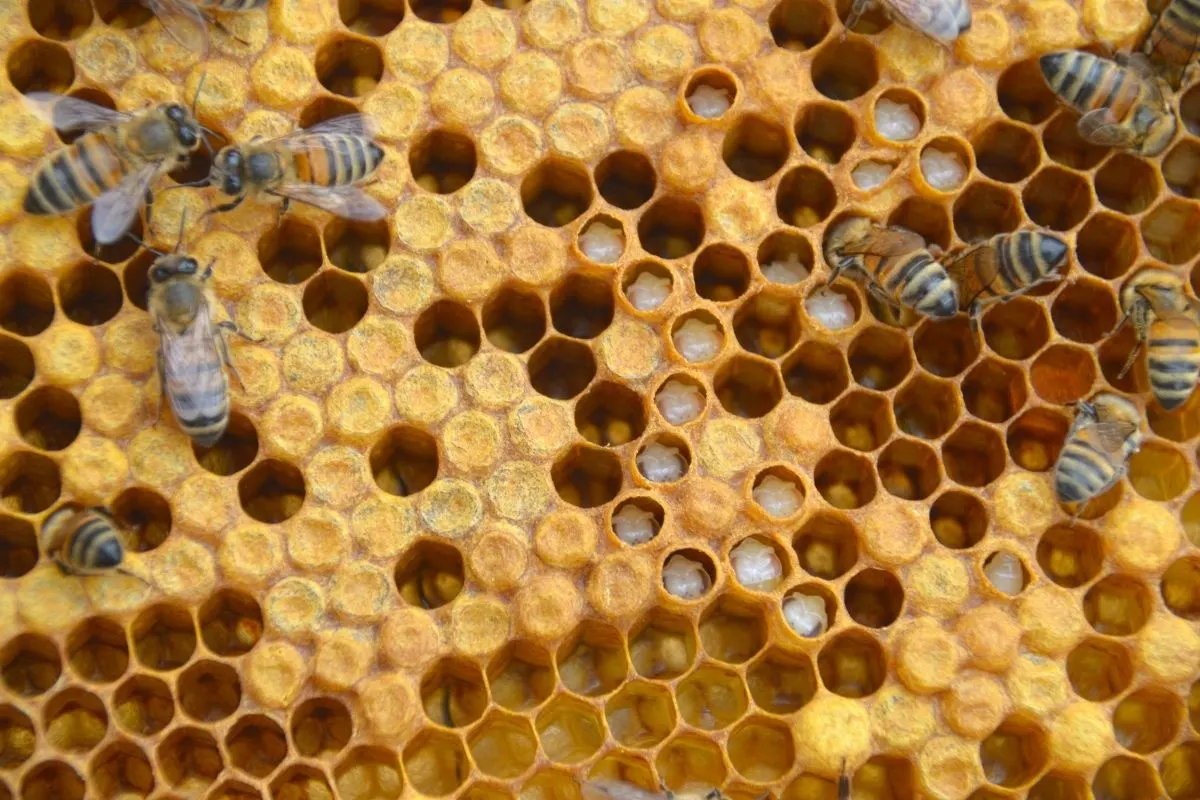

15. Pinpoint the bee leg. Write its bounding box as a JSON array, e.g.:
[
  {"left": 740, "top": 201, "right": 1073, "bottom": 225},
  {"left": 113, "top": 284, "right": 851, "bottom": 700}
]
[
  {"left": 1116, "top": 341, "right": 1143, "bottom": 380},
  {"left": 843, "top": 0, "right": 870, "bottom": 35},
  {"left": 205, "top": 195, "right": 245, "bottom": 218},
  {"left": 142, "top": 188, "right": 154, "bottom": 231},
  {"left": 219, "top": 319, "right": 262, "bottom": 344},
  {"left": 215, "top": 326, "right": 248, "bottom": 391}
]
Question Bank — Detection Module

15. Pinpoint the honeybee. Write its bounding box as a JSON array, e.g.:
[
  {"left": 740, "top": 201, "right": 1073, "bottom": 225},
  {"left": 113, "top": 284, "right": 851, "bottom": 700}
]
[
  {"left": 1144, "top": 0, "right": 1200, "bottom": 90},
  {"left": 824, "top": 217, "right": 959, "bottom": 319},
  {"left": 845, "top": 0, "right": 971, "bottom": 43},
  {"left": 943, "top": 230, "right": 1070, "bottom": 330},
  {"left": 146, "top": 0, "right": 266, "bottom": 52},
  {"left": 207, "top": 114, "right": 386, "bottom": 222},
  {"left": 1054, "top": 392, "right": 1143, "bottom": 507},
  {"left": 1111, "top": 268, "right": 1200, "bottom": 410},
  {"left": 23, "top": 93, "right": 206, "bottom": 245},
  {"left": 40, "top": 505, "right": 129, "bottom": 577},
  {"left": 147, "top": 240, "right": 246, "bottom": 447},
  {"left": 1038, "top": 50, "right": 1177, "bottom": 157}
]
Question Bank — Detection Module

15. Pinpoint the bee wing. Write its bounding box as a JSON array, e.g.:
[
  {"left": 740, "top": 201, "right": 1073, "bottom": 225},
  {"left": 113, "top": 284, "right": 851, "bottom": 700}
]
[
  {"left": 840, "top": 226, "right": 928, "bottom": 257},
  {"left": 274, "top": 183, "right": 387, "bottom": 221},
  {"left": 92, "top": 164, "right": 159, "bottom": 246},
  {"left": 1077, "top": 108, "right": 1139, "bottom": 148},
  {"left": 1085, "top": 421, "right": 1139, "bottom": 454},
  {"left": 146, "top": 0, "right": 210, "bottom": 53},
  {"left": 24, "top": 92, "right": 131, "bottom": 133},
  {"left": 281, "top": 114, "right": 379, "bottom": 143},
  {"left": 582, "top": 780, "right": 665, "bottom": 800},
  {"left": 882, "top": 0, "right": 963, "bottom": 41},
  {"left": 159, "top": 300, "right": 226, "bottom": 415},
  {"left": 944, "top": 242, "right": 1000, "bottom": 304}
]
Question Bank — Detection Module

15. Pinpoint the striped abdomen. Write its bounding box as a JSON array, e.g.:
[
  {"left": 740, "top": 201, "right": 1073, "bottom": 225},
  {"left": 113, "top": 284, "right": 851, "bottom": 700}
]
[
  {"left": 1147, "top": 0, "right": 1200, "bottom": 83},
  {"left": 1147, "top": 315, "right": 1200, "bottom": 411},
  {"left": 292, "top": 134, "right": 384, "bottom": 187},
  {"left": 977, "top": 231, "right": 1068, "bottom": 303},
  {"left": 1054, "top": 429, "right": 1123, "bottom": 504},
  {"left": 197, "top": 0, "right": 269, "bottom": 9},
  {"left": 160, "top": 304, "right": 230, "bottom": 448},
  {"left": 24, "top": 130, "right": 128, "bottom": 216},
  {"left": 866, "top": 250, "right": 958, "bottom": 318},
  {"left": 1039, "top": 51, "right": 1146, "bottom": 124},
  {"left": 62, "top": 512, "right": 124, "bottom": 575}
]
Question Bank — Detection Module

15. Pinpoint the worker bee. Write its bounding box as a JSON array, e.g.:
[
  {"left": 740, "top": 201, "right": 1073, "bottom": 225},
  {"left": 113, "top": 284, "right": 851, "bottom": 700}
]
[
  {"left": 943, "top": 230, "right": 1070, "bottom": 330},
  {"left": 23, "top": 92, "right": 207, "bottom": 245},
  {"left": 1038, "top": 50, "right": 1177, "bottom": 157},
  {"left": 1144, "top": 0, "right": 1200, "bottom": 90},
  {"left": 824, "top": 217, "right": 959, "bottom": 320},
  {"left": 1054, "top": 392, "right": 1143, "bottom": 507},
  {"left": 1110, "top": 268, "right": 1200, "bottom": 411},
  {"left": 845, "top": 0, "right": 971, "bottom": 43},
  {"left": 207, "top": 114, "right": 386, "bottom": 222},
  {"left": 40, "top": 505, "right": 129, "bottom": 577},
  {"left": 147, "top": 238, "right": 246, "bottom": 447},
  {"left": 145, "top": 0, "right": 266, "bottom": 52}
]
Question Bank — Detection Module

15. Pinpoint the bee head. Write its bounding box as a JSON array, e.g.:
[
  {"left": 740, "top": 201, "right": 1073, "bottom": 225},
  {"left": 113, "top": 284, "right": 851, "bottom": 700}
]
[
  {"left": 1136, "top": 105, "right": 1177, "bottom": 158},
  {"left": 164, "top": 103, "right": 201, "bottom": 151},
  {"left": 148, "top": 255, "right": 198, "bottom": 284},
  {"left": 212, "top": 147, "right": 245, "bottom": 196}
]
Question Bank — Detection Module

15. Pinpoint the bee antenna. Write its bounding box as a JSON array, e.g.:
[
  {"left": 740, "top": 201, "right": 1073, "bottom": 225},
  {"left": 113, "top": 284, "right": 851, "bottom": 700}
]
[
  {"left": 175, "top": 210, "right": 188, "bottom": 254},
  {"left": 191, "top": 70, "right": 207, "bottom": 120},
  {"left": 124, "top": 229, "right": 168, "bottom": 258}
]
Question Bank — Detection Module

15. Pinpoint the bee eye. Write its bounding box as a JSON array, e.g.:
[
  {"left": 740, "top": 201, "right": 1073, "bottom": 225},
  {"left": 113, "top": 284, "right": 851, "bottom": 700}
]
[{"left": 151, "top": 267, "right": 168, "bottom": 282}]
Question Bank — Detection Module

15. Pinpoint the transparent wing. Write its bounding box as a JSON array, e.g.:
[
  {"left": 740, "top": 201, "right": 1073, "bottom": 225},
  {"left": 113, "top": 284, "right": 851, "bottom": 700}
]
[
  {"left": 147, "top": 0, "right": 210, "bottom": 53},
  {"left": 1077, "top": 108, "right": 1138, "bottom": 147},
  {"left": 24, "top": 92, "right": 131, "bottom": 133},
  {"left": 273, "top": 184, "right": 387, "bottom": 220},
  {"left": 279, "top": 114, "right": 378, "bottom": 147},
  {"left": 1084, "top": 421, "right": 1138, "bottom": 455},
  {"left": 91, "top": 164, "right": 158, "bottom": 246},
  {"left": 884, "top": 0, "right": 963, "bottom": 40},
  {"left": 581, "top": 780, "right": 665, "bottom": 800},
  {"left": 840, "top": 226, "right": 928, "bottom": 257}
]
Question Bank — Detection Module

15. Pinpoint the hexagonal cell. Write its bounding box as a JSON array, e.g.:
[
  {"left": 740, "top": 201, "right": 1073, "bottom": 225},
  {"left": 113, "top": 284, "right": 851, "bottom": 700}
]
[
  {"left": 893, "top": 375, "right": 959, "bottom": 440},
  {"left": 1076, "top": 212, "right": 1139, "bottom": 280},
  {"left": 793, "top": 513, "right": 858, "bottom": 579},
  {"left": 520, "top": 769, "right": 585, "bottom": 800},
  {"left": 91, "top": 740, "right": 154, "bottom": 799},
  {"left": 785, "top": 583, "right": 837, "bottom": 641},
  {"left": 1027, "top": 772, "right": 1088, "bottom": 800},
  {"left": 852, "top": 757, "right": 919, "bottom": 800},
  {"left": 192, "top": 411, "right": 258, "bottom": 477},
  {"left": 1148, "top": 392, "right": 1200, "bottom": 441},
  {"left": 629, "top": 610, "right": 697, "bottom": 680},
  {"left": 0, "top": 271, "right": 54, "bottom": 336},
  {"left": 953, "top": 182, "right": 1022, "bottom": 243},
  {"left": 980, "top": 716, "right": 1047, "bottom": 788},
  {"left": 684, "top": 67, "right": 739, "bottom": 120},
  {"left": 830, "top": 391, "right": 892, "bottom": 452},
  {"left": 1144, "top": 199, "right": 1200, "bottom": 264},
  {"left": 750, "top": 466, "right": 805, "bottom": 520},
  {"left": 394, "top": 540, "right": 464, "bottom": 610},
  {"left": 745, "top": 649, "right": 817, "bottom": 716},
  {"left": 814, "top": 449, "right": 877, "bottom": 509},
  {"left": 1050, "top": 279, "right": 1119, "bottom": 346},
  {"left": 551, "top": 272, "right": 614, "bottom": 339},
  {"left": 733, "top": 292, "right": 800, "bottom": 360},
  {"left": 302, "top": 270, "right": 368, "bottom": 334},
  {"left": 1188, "top": 493, "right": 1200, "bottom": 548},
  {"left": 417, "top": 658, "right": 487, "bottom": 731},
  {"left": 663, "top": 548, "right": 716, "bottom": 600},
  {"left": 575, "top": 382, "right": 647, "bottom": 447},
  {"left": 1080, "top": 574, "right": 1150, "bottom": 637},
  {"left": 771, "top": 0, "right": 832, "bottom": 50},
  {"left": 605, "top": 680, "right": 677, "bottom": 748},
  {"left": 1066, "top": 638, "right": 1132, "bottom": 701},
  {"left": 1095, "top": 153, "right": 1160, "bottom": 214},
  {"left": 623, "top": 261, "right": 674, "bottom": 313},
  {"left": 723, "top": 114, "right": 790, "bottom": 181},
  {"left": 112, "top": 674, "right": 173, "bottom": 737},
  {"left": 1042, "top": 111, "right": 1110, "bottom": 170},
  {"left": 110, "top": 487, "right": 171, "bottom": 553},
  {"left": 298, "top": 95, "right": 358, "bottom": 131},
  {"left": 1164, "top": 139, "right": 1200, "bottom": 198},
  {"left": 1006, "top": 408, "right": 1069, "bottom": 472},
  {"left": 291, "top": 697, "right": 353, "bottom": 759},
  {"left": 1112, "top": 688, "right": 1182, "bottom": 754},
  {"left": 237, "top": 459, "right": 305, "bottom": 524},
  {"left": 595, "top": 150, "right": 656, "bottom": 210},
  {"left": 637, "top": 434, "right": 692, "bottom": 484},
  {"left": 210, "top": 779, "right": 264, "bottom": 800},
  {"left": 943, "top": 423, "right": 1006, "bottom": 488},
  {"left": 1092, "top": 755, "right": 1161, "bottom": 800},
  {"left": 1030, "top": 344, "right": 1095, "bottom": 405},
  {"left": 794, "top": 103, "right": 855, "bottom": 164},
  {"left": 521, "top": 158, "right": 595, "bottom": 228},
  {"left": 1, "top": 634, "right": 61, "bottom": 697},
  {"left": 783, "top": 341, "right": 849, "bottom": 404},
  {"left": 6, "top": 38, "right": 74, "bottom": 95},
  {"left": 694, "top": 243, "right": 751, "bottom": 302},
  {"left": 557, "top": 622, "right": 628, "bottom": 698},
  {"left": 131, "top": 603, "right": 196, "bottom": 672},
  {"left": 465, "top": 711, "right": 536, "bottom": 779},
  {"left": 482, "top": 285, "right": 546, "bottom": 354},
  {"left": 777, "top": 166, "right": 837, "bottom": 228},
  {"left": 996, "top": 59, "right": 1058, "bottom": 123},
  {"left": 269, "top": 764, "right": 334, "bottom": 800},
  {"left": 727, "top": 716, "right": 795, "bottom": 783},
  {"left": 226, "top": 714, "right": 287, "bottom": 779},
  {"left": 66, "top": 616, "right": 128, "bottom": 684},
  {"left": 1035, "top": 523, "right": 1102, "bottom": 588},
  {"left": 0, "top": 514, "right": 36, "bottom": 579},
  {"left": 409, "top": 128, "right": 477, "bottom": 194},
  {"left": 887, "top": 196, "right": 952, "bottom": 251},
  {"left": 1023, "top": 167, "right": 1090, "bottom": 231},
  {"left": 698, "top": 594, "right": 766, "bottom": 664},
  {"left": 198, "top": 588, "right": 263, "bottom": 658},
  {"left": 553, "top": 444, "right": 622, "bottom": 507},
  {"left": 677, "top": 662, "right": 751, "bottom": 733},
  {"left": 321, "top": 217, "right": 389, "bottom": 274},
  {"left": 982, "top": 297, "right": 1050, "bottom": 361},
  {"left": 57, "top": 262, "right": 122, "bottom": 327},
  {"left": 610, "top": 495, "right": 666, "bottom": 546},
  {"left": 0, "top": 335, "right": 34, "bottom": 400},
  {"left": 1098, "top": 324, "right": 1141, "bottom": 395},
  {"left": 409, "top": 0, "right": 469, "bottom": 22},
  {"left": 1163, "top": 556, "right": 1200, "bottom": 620},
  {"left": 1128, "top": 442, "right": 1190, "bottom": 502},
  {"left": 28, "top": 0, "right": 94, "bottom": 40},
  {"left": 639, "top": 196, "right": 704, "bottom": 259},
  {"left": 587, "top": 754, "right": 657, "bottom": 790},
  {"left": 974, "top": 122, "right": 1040, "bottom": 183},
  {"left": 338, "top": 0, "right": 402, "bottom": 35},
  {"left": 930, "top": 490, "right": 988, "bottom": 549},
  {"left": 844, "top": 568, "right": 904, "bottom": 628},
  {"left": 961, "top": 359, "right": 1026, "bottom": 424},
  {"left": 714, "top": 356, "right": 785, "bottom": 418},
  {"left": 334, "top": 746, "right": 404, "bottom": 799},
  {"left": 811, "top": 37, "right": 877, "bottom": 100},
  {"left": 0, "top": 705, "right": 34, "bottom": 768},
  {"left": 21, "top": 761, "right": 84, "bottom": 800},
  {"left": 848, "top": 326, "right": 912, "bottom": 391},
  {"left": 529, "top": 337, "right": 596, "bottom": 399},
  {"left": 757, "top": 230, "right": 814, "bottom": 286},
  {"left": 177, "top": 660, "right": 241, "bottom": 722},
  {"left": 370, "top": 425, "right": 439, "bottom": 498},
  {"left": 482, "top": 641, "right": 552, "bottom": 713},
  {"left": 1163, "top": 743, "right": 1200, "bottom": 800},
  {"left": 43, "top": 688, "right": 106, "bottom": 753},
  {"left": 535, "top": 696, "right": 604, "bottom": 764},
  {"left": 315, "top": 34, "right": 383, "bottom": 96},
  {"left": 818, "top": 631, "right": 885, "bottom": 698},
  {"left": 414, "top": 300, "right": 480, "bottom": 367},
  {"left": 0, "top": 450, "right": 60, "bottom": 514}
]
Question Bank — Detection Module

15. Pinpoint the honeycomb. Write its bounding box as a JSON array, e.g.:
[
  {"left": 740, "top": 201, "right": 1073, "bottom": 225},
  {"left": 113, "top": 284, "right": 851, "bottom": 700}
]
[{"left": 0, "top": 0, "right": 1199, "bottom": 797}]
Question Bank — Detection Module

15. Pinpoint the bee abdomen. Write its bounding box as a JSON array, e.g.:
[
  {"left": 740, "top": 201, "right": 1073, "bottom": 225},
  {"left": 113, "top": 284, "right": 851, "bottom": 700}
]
[
  {"left": 1146, "top": 322, "right": 1200, "bottom": 410},
  {"left": 887, "top": 252, "right": 958, "bottom": 317},
  {"left": 67, "top": 516, "right": 123, "bottom": 572},
  {"left": 25, "top": 134, "right": 122, "bottom": 216},
  {"left": 1055, "top": 442, "right": 1116, "bottom": 503},
  {"left": 172, "top": 393, "right": 230, "bottom": 447}
]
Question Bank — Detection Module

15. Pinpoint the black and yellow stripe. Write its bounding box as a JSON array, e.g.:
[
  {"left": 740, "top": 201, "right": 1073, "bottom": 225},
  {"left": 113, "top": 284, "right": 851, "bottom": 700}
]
[
  {"left": 23, "top": 131, "right": 127, "bottom": 216},
  {"left": 1055, "top": 434, "right": 1120, "bottom": 504},
  {"left": 200, "top": 0, "right": 269, "bottom": 9},
  {"left": 1040, "top": 50, "right": 1147, "bottom": 126},
  {"left": 294, "top": 134, "right": 384, "bottom": 188},
  {"left": 870, "top": 250, "right": 958, "bottom": 318},
  {"left": 1146, "top": 315, "right": 1200, "bottom": 411},
  {"left": 1147, "top": 0, "right": 1200, "bottom": 86}
]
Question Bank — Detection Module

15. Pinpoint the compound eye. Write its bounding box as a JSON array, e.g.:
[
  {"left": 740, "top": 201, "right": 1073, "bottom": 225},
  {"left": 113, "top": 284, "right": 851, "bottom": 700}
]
[
  {"left": 180, "top": 258, "right": 199, "bottom": 274},
  {"left": 151, "top": 266, "right": 169, "bottom": 282}
]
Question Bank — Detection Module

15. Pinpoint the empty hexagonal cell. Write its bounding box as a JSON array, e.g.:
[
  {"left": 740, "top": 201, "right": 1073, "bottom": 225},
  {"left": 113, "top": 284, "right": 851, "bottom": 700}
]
[
  {"left": 0, "top": 271, "right": 54, "bottom": 336},
  {"left": 793, "top": 513, "right": 858, "bottom": 578},
  {"left": 28, "top": 0, "right": 94, "bottom": 39},
  {"left": 0, "top": 633, "right": 60, "bottom": 697},
  {"left": 1036, "top": 523, "right": 1103, "bottom": 588},
  {"left": 611, "top": 495, "right": 666, "bottom": 546},
  {"left": 335, "top": 746, "right": 404, "bottom": 800},
  {"left": 553, "top": 444, "right": 622, "bottom": 507},
  {"left": 1164, "top": 139, "right": 1200, "bottom": 198},
  {"left": 848, "top": 326, "right": 912, "bottom": 390},
  {"left": 409, "top": 128, "right": 477, "bottom": 194},
  {"left": 1163, "top": 556, "right": 1200, "bottom": 620},
  {"left": 1076, "top": 212, "right": 1139, "bottom": 280},
  {"left": 827, "top": 390, "right": 891, "bottom": 452},
  {"left": 1143, "top": 198, "right": 1200, "bottom": 264},
  {"left": 321, "top": 217, "right": 388, "bottom": 274},
  {"left": 226, "top": 714, "right": 287, "bottom": 779},
  {"left": 1027, "top": 772, "right": 1088, "bottom": 800},
  {"left": 733, "top": 292, "right": 800, "bottom": 360},
  {"left": 557, "top": 622, "right": 628, "bottom": 697},
  {"left": 849, "top": 757, "right": 917, "bottom": 800},
  {"left": 1005, "top": 408, "right": 1068, "bottom": 473},
  {"left": 529, "top": 337, "right": 596, "bottom": 399},
  {"left": 1080, "top": 574, "right": 1150, "bottom": 636},
  {"left": 842, "top": 567, "right": 903, "bottom": 627},
  {"left": 693, "top": 243, "right": 751, "bottom": 303},
  {"left": 57, "top": 262, "right": 122, "bottom": 327},
  {"left": 629, "top": 610, "right": 697, "bottom": 680},
  {"left": 639, "top": 196, "right": 704, "bottom": 258},
  {"left": 927, "top": 490, "right": 987, "bottom": 549},
  {"left": 980, "top": 716, "right": 1048, "bottom": 788},
  {"left": 420, "top": 658, "right": 488, "bottom": 730},
  {"left": 587, "top": 754, "right": 657, "bottom": 790},
  {"left": 302, "top": 270, "right": 368, "bottom": 334},
  {"left": 177, "top": 660, "right": 241, "bottom": 722},
  {"left": 292, "top": 697, "right": 353, "bottom": 758},
  {"left": 1112, "top": 688, "right": 1182, "bottom": 754},
  {"left": 192, "top": 411, "right": 258, "bottom": 477},
  {"left": 522, "top": 158, "right": 593, "bottom": 228},
  {"left": 110, "top": 486, "right": 172, "bottom": 553},
  {"left": 198, "top": 589, "right": 263, "bottom": 657},
  {"left": 1188, "top": 493, "right": 1200, "bottom": 548},
  {"left": 550, "top": 272, "right": 614, "bottom": 340},
  {"left": 299, "top": 95, "right": 358, "bottom": 130},
  {"left": 887, "top": 196, "right": 953, "bottom": 251},
  {"left": 953, "top": 182, "right": 1022, "bottom": 243},
  {"left": 605, "top": 681, "right": 677, "bottom": 748},
  {"left": 982, "top": 297, "right": 1050, "bottom": 361},
  {"left": 91, "top": 740, "right": 154, "bottom": 799},
  {"left": 316, "top": 35, "right": 383, "bottom": 96},
  {"left": 0, "top": 335, "right": 34, "bottom": 401},
  {"left": 1096, "top": 154, "right": 1160, "bottom": 214},
  {"left": 1030, "top": 344, "right": 1095, "bottom": 405},
  {"left": 893, "top": 375, "right": 959, "bottom": 440},
  {"left": 777, "top": 166, "right": 837, "bottom": 228},
  {"left": 575, "top": 382, "right": 647, "bottom": 447},
  {"left": 1067, "top": 638, "right": 1132, "bottom": 701},
  {"left": 814, "top": 449, "right": 877, "bottom": 509},
  {"left": 131, "top": 603, "right": 196, "bottom": 672},
  {"left": 112, "top": 675, "right": 173, "bottom": 737},
  {"left": 1051, "top": 280, "right": 1120, "bottom": 346},
  {"left": 723, "top": 114, "right": 790, "bottom": 181},
  {"left": 1023, "top": 167, "right": 1090, "bottom": 231},
  {"left": 395, "top": 540, "right": 464, "bottom": 609},
  {"left": 727, "top": 716, "right": 795, "bottom": 783},
  {"left": 257, "top": 219, "right": 321, "bottom": 285},
  {"left": 237, "top": 459, "right": 306, "bottom": 523},
  {"left": 974, "top": 122, "right": 1040, "bottom": 183},
  {"left": 270, "top": 765, "right": 334, "bottom": 800},
  {"left": 714, "top": 356, "right": 785, "bottom": 418},
  {"left": 482, "top": 285, "right": 546, "bottom": 353},
  {"left": 744, "top": 649, "right": 816, "bottom": 717},
  {"left": 66, "top": 617, "right": 128, "bottom": 684},
  {"left": 783, "top": 341, "right": 849, "bottom": 404},
  {"left": 811, "top": 37, "right": 877, "bottom": 100},
  {"left": 771, "top": 0, "right": 832, "bottom": 49},
  {"left": 1042, "top": 111, "right": 1110, "bottom": 169},
  {"left": 414, "top": 300, "right": 480, "bottom": 367},
  {"left": 21, "top": 761, "right": 84, "bottom": 800},
  {"left": 942, "top": 423, "right": 1006, "bottom": 487},
  {"left": 467, "top": 711, "right": 536, "bottom": 780},
  {"left": 794, "top": 103, "right": 855, "bottom": 164},
  {"left": 623, "top": 261, "right": 674, "bottom": 313},
  {"left": 676, "top": 663, "right": 749, "bottom": 730},
  {"left": 1128, "top": 442, "right": 1190, "bottom": 502},
  {"left": 595, "top": 150, "right": 656, "bottom": 210},
  {"left": 961, "top": 359, "right": 1026, "bottom": 424},
  {"left": 997, "top": 59, "right": 1058, "bottom": 123},
  {"left": 878, "top": 438, "right": 941, "bottom": 500},
  {"left": 535, "top": 696, "right": 604, "bottom": 764},
  {"left": 0, "top": 450, "right": 60, "bottom": 514},
  {"left": 1164, "top": 743, "right": 1200, "bottom": 800},
  {"left": 699, "top": 594, "right": 766, "bottom": 664},
  {"left": 1148, "top": 391, "right": 1200, "bottom": 441},
  {"left": 370, "top": 425, "right": 439, "bottom": 498},
  {"left": 44, "top": 688, "right": 106, "bottom": 753},
  {"left": 6, "top": 39, "right": 74, "bottom": 95},
  {"left": 0, "top": 704, "right": 33, "bottom": 770},
  {"left": 486, "top": 641, "right": 555, "bottom": 713},
  {"left": 1093, "top": 755, "right": 1161, "bottom": 800},
  {"left": 818, "top": 631, "right": 885, "bottom": 698}
]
